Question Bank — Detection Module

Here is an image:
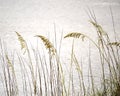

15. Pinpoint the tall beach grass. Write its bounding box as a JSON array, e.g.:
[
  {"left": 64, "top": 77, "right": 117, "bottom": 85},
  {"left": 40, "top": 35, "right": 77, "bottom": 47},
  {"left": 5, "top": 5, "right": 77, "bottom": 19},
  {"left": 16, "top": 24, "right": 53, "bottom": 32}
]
[{"left": 0, "top": 10, "right": 120, "bottom": 96}]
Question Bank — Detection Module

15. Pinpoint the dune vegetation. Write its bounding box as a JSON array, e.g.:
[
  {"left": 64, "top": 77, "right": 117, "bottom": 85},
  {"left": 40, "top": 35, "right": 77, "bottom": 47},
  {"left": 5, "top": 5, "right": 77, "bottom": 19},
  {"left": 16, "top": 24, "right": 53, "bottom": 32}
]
[{"left": 0, "top": 10, "right": 120, "bottom": 96}]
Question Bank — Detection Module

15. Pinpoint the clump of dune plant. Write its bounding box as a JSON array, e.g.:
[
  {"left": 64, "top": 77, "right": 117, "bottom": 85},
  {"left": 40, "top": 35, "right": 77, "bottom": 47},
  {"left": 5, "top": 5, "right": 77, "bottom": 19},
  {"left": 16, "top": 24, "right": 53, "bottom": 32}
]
[
  {"left": 16, "top": 32, "right": 39, "bottom": 96},
  {"left": 35, "top": 34, "right": 65, "bottom": 96},
  {"left": 0, "top": 40, "right": 18, "bottom": 96},
  {"left": 64, "top": 13, "right": 120, "bottom": 95},
  {"left": 0, "top": 8, "right": 120, "bottom": 96}
]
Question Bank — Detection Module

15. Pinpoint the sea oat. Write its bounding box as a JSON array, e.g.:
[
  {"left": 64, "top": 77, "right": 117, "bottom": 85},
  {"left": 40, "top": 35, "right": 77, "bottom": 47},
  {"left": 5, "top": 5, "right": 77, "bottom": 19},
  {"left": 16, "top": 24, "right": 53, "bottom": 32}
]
[
  {"left": 35, "top": 35, "right": 56, "bottom": 55},
  {"left": 15, "top": 32, "right": 27, "bottom": 54},
  {"left": 108, "top": 42, "right": 120, "bottom": 47},
  {"left": 64, "top": 32, "right": 85, "bottom": 41},
  {"left": 89, "top": 20, "right": 106, "bottom": 35},
  {"left": 15, "top": 32, "right": 27, "bottom": 50},
  {"left": 5, "top": 54, "right": 13, "bottom": 68},
  {"left": 5, "top": 54, "right": 15, "bottom": 75}
]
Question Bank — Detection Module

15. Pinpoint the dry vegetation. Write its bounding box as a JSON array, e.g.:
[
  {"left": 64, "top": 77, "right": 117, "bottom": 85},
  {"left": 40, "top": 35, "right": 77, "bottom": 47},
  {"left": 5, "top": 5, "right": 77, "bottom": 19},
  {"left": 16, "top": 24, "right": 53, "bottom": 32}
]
[{"left": 0, "top": 10, "right": 120, "bottom": 96}]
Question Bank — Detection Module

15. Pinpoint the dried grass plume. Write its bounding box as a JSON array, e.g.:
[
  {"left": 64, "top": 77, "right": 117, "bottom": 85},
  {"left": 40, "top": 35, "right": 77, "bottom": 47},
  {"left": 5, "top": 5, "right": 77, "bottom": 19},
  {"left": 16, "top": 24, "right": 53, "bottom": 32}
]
[
  {"left": 35, "top": 35, "right": 56, "bottom": 55},
  {"left": 64, "top": 32, "right": 85, "bottom": 41}
]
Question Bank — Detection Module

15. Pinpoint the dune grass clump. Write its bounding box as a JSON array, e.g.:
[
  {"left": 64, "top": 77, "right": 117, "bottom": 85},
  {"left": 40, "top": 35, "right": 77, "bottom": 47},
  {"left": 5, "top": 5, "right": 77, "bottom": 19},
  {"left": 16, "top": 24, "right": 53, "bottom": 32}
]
[
  {"left": 63, "top": 12, "right": 120, "bottom": 95},
  {"left": 0, "top": 9, "right": 120, "bottom": 96},
  {"left": 0, "top": 40, "right": 18, "bottom": 96},
  {"left": 1, "top": 24, "right": 119, "bottom": 96}
]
